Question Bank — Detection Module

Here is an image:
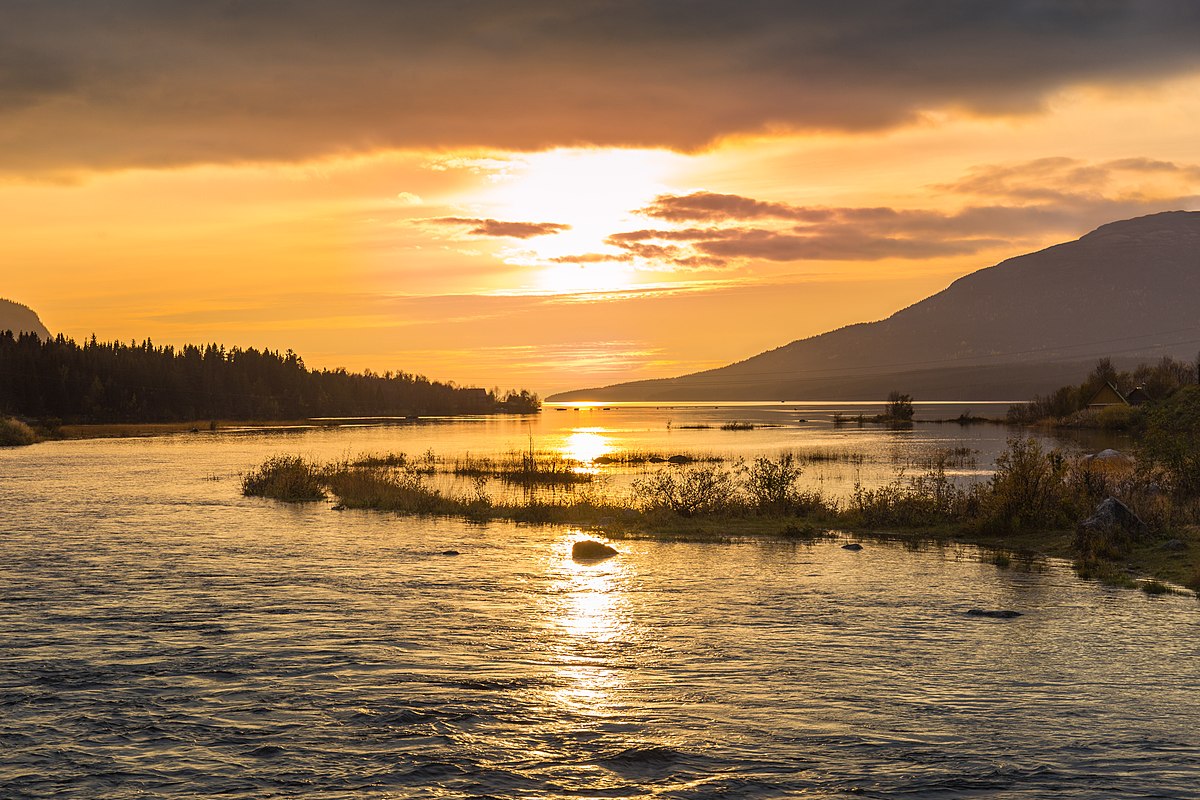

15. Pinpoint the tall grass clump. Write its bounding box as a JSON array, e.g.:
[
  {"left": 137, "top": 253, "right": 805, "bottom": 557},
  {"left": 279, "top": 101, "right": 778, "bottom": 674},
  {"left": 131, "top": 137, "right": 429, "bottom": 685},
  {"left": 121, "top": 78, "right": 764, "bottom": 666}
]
[
  {"left": 452, "top": 451, "right": 592, "bottom": 485},
  {"left": 0, "top": 417, "right": 37, "bottom": 446},
  {"left": 241, "top": 455, "right": 326, "bottom": 501}
]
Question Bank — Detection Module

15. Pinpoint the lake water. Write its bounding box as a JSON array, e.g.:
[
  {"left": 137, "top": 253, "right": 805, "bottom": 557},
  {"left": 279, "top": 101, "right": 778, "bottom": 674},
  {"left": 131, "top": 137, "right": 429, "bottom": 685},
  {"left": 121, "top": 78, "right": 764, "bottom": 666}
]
[{"left": 3, "top": 404, "right": 1197, "bottom": 798}]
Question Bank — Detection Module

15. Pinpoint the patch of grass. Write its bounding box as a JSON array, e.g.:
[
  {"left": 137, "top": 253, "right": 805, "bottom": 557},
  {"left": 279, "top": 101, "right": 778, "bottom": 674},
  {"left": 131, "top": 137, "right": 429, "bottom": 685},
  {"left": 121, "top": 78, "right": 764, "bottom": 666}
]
[
  {"left": 1140, "top": 579, "right": 1169, "bottom": 595},
  {"left": 0, "top": 417, "right": 37, "bottom": 446},
  {"left": 451, "top": 452, "right": 592, "bottom": 485},
  {"left": 240, "top": 438, "right": 1200, "bottom": 593},
  {"left": 720, "top": 421, "right": 757, "bottom": 431},
  {"left": 241, "top": 456, "right": 326, "bottom": 502}
]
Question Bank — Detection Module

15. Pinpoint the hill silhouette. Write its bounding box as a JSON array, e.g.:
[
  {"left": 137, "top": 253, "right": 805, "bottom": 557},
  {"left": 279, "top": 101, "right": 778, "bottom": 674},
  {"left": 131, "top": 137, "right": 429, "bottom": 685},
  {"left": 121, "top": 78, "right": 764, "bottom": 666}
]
[
  {"left": 550, "top": 211, "right": 1200, "bottom": 401},
  {"left": 0, "top": 298, "right": 51, "bottom": 339}
]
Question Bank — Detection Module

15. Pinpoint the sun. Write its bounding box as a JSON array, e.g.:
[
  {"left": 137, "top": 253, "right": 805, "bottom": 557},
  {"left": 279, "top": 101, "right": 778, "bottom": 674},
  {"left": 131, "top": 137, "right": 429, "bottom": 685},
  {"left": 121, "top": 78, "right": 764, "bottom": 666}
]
[{"left": 469, "top": 147, "right": 687, "bottom": 293}]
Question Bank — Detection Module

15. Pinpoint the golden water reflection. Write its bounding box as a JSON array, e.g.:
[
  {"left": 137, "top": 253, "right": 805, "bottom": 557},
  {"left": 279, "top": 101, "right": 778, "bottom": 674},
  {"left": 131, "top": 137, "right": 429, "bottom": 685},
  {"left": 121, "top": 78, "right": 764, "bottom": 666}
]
[
  {"left": 544, "top": 532, "right": 631, "bottom": 717},
  {"left": 560, "top": 430, "right": 611, "bottom": 463}
]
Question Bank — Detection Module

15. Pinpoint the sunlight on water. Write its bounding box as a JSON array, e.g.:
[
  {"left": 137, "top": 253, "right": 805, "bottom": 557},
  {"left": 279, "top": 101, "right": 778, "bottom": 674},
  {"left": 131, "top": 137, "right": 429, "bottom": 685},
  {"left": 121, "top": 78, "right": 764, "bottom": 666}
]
[{"left": 559, "top": 429, "right": 612, "bottom": 463}]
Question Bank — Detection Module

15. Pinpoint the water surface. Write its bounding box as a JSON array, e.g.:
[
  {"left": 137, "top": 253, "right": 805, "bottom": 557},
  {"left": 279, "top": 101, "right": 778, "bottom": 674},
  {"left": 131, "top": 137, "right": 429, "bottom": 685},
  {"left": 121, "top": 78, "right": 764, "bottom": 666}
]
[{"left": 2, "top": 406, "right": 1194, "bottom": 798}]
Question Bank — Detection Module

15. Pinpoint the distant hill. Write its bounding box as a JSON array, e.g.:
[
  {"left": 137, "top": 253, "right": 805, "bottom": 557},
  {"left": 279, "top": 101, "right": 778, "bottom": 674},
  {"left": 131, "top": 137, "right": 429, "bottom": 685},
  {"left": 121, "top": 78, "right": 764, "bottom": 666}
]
[
  {"left": 550, "top": 211, "right": 1200, "bottom": 401},
  {"left": 0, "top": 298, "right": 51, "bottom": 339}
]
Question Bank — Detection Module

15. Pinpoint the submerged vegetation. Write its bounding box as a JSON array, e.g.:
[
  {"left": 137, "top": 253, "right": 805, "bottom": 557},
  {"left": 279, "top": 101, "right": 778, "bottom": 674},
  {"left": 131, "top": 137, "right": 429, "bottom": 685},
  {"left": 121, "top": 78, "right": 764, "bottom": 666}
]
[{"left": 243, "top": 438, "right": 1200, "bottom": 592}]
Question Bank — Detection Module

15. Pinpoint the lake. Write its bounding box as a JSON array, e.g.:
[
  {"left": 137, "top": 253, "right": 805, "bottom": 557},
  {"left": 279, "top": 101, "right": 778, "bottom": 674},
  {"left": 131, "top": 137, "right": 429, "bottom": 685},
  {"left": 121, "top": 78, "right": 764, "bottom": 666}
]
[{"left": 2, "top": 403, "right": 1197, "bottom": 798}]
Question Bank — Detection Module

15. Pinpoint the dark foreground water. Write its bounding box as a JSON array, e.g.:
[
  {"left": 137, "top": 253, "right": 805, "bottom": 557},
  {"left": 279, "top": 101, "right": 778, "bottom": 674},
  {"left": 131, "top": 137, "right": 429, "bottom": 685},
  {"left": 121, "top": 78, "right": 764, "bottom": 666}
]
[{"left": 2, "top": 419, "right": 1198, "bottom": 798}]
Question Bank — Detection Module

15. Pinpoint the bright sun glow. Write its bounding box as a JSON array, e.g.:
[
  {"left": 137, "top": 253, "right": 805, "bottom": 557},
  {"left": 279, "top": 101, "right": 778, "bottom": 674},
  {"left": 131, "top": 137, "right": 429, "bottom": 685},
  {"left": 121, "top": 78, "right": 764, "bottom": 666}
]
[
  {"left": 560, "top": 430, "right": 611, "bottom": 463},
  {"left": 470, "top": 148, "right": 687, "bottom": 294}
]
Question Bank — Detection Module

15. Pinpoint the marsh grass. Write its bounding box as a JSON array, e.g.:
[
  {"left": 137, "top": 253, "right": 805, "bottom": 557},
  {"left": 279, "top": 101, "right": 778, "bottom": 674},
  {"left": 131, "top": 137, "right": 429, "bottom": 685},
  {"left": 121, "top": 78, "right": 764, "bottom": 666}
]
[
  {"left": 451, "top": 451, "right": 593, "bottom": 485},
  {"left": 241, "top": 455, "right": 327, "bottom": 502},
  {"left": 242, "top": 438, "right": 1200, "bottom": 592},
  {"left": 0, "top": 417, "right": 37, "bottom": 446}
]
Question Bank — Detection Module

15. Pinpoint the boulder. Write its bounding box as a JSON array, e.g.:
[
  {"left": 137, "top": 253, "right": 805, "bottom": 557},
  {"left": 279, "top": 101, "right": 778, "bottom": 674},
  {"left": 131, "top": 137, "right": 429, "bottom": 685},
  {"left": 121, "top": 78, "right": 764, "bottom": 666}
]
[
  {"left": 1080, "top": 494, "right": 1142, "bottom": 537},
  {"left": 572, "top": 540, "right": 619, "bottom": 561},
  {"left": 1076, "top": 497, "right": 1148, "bottom": 559},
  {"left": 440, "top": 550, "right": 460, "bottom": 557},
  {"left": 841, "top": 543, "right": 864, "bottom": 551}
]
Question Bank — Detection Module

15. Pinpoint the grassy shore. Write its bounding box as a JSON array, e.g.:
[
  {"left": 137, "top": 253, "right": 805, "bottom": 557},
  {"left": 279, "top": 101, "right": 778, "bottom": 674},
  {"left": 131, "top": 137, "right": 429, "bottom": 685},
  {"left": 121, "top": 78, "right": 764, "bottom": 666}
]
[{"left": 241, "top": 442, "right": 1200, "bottom": 596}]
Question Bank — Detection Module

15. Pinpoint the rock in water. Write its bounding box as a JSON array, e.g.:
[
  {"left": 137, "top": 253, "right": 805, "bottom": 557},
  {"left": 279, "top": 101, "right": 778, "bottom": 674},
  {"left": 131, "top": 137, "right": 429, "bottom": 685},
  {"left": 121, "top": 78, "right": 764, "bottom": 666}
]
[
  {"left": 966, "top": 609, "right": 1023, "bottom": 619},
  {"left": 842, "top": 543, "right": 863, "bottom": 551},
  {"left": 440, "top": 550, "right": 460, "bottom": 557},
  {"left": 572, "top": 540, "right": 618, "bottom": 561}
]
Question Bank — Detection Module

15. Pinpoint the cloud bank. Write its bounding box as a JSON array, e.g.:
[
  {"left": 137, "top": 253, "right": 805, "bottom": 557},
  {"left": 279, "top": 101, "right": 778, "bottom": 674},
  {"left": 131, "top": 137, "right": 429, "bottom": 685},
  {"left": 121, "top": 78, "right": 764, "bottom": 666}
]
[{"left": 4, "top": 2, "right": 1200, "bottom": 173}]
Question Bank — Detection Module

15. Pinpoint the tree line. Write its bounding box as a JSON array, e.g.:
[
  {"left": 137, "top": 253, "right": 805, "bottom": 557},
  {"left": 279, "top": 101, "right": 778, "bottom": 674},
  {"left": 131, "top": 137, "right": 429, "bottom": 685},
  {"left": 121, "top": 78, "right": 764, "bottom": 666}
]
[{"left": 0, "top": 331, "right": 540, "bottom": 423}]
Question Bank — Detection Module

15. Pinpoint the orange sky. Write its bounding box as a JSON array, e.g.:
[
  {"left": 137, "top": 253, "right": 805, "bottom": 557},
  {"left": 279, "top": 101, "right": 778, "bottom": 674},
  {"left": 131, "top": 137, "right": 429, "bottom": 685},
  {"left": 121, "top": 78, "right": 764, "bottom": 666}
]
[{"left": 4, "top": 3, "right": 1200, "bottom": 394}]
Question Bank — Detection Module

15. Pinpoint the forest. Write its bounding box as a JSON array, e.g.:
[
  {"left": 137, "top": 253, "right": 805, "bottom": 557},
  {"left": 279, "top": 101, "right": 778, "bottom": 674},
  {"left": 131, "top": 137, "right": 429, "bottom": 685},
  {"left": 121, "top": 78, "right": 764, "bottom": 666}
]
[{"left": 0, "top": 331, "right": 540, "bottom": 423}]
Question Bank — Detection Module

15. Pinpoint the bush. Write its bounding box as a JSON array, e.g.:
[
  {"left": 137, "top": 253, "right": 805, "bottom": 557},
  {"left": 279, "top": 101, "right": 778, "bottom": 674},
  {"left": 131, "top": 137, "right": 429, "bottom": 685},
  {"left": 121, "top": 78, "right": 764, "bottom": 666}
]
[
  {"left": 1139, "top": 385, "right": 1200, "bottom": 497},
  {"left": 884, "top": 391, "right": 915, "bottom": 422},
  {"left": 632, "top": 463, "right": 740, "bottom": 517},
  {"left": 981, "top": 438, "right": 1079, "bottom": 532},
  {"left": 241, "top": 455, "right": 326, "bottom": 501},
  {"left": 0, "top": 417, "right": 37, "bottom": 446},
  {"left": 1094, "top": 403, "right": 1141, "bottom": 431}
]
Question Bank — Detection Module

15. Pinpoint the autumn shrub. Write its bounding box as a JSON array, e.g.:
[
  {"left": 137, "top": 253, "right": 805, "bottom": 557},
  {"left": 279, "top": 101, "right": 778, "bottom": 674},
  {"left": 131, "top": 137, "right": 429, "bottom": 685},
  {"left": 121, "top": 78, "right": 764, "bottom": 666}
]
[
  {"left": 979, "top": 438, "right": 1080, "bottom": 532},
  {"left": 632, "top": 463, "right": 740, "bottom": 517},
  {"left": 0, "top": 417, "right": 37, "bottom": 446},
  {"left": 1139, "top": 386, "right": 1200, "bottom": 497}
]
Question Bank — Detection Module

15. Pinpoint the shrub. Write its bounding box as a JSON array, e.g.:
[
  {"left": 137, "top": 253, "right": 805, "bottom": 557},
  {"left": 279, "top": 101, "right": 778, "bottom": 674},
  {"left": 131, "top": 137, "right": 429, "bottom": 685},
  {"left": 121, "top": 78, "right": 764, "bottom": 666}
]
[
  {"left": 884, "top": 391, "right": 915, "bottom": 422},
  {"left": 241, "top": 455, "right": 326, "bottom": 501},
  {"left": 744, "top": 453, "right": 804, "bottom": 513},
  {"left": 1139, "top": 386, "right": 1200, "bottom": 497},
  {"left": 1094, "top": 403, "right": 1141, "bottom": 431},
  {"left": 980, "top": 438, "right": 1078, "bottom": 532},
  {"left": 0, "top": 417, "right": 37, "bottom": 446},
  {"left": 632, "top": 463, "right": 740, "bottom": 517}
]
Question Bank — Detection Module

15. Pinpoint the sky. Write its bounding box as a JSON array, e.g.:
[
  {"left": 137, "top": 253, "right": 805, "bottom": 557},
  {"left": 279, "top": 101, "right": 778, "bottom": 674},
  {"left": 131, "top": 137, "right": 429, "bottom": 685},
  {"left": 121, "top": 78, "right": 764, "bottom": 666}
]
[{"left": 4, "top": 1, "right": 1200, "bottom": 395}]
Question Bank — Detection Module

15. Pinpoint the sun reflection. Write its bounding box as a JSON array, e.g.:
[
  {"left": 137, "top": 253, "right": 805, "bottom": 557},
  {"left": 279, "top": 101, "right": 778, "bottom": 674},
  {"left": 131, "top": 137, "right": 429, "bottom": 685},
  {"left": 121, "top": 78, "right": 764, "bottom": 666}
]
[
  {"left": 561, "top": 430, "right": 611, "bottom": 463},
  {"left": 543, "top": 532, "right": 631, "bottom": 716}
]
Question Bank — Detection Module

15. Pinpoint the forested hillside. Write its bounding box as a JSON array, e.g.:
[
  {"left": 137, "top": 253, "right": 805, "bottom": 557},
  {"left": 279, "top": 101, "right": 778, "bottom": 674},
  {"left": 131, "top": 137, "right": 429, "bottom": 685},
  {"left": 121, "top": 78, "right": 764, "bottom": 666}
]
[{"left": 0, "top": 332, "right": 539, "bottom": 422}]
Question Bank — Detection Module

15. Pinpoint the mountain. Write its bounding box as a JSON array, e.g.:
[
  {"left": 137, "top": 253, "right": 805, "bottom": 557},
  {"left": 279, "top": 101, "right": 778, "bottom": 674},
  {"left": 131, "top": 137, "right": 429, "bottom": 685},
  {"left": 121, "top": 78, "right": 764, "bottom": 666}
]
[
  {"left": 0, "top": 298, "right": 51, "bottom": 340},
  {"left": 549, "top": 211, "right": 1200, "bottom": 401}
]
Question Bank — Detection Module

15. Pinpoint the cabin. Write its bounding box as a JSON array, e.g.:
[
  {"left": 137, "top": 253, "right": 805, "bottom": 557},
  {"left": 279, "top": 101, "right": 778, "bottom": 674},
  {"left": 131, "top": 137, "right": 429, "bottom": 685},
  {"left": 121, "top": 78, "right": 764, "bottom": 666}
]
[
  {"left": 1086, "top": 382, "right": 1129, "bottom": 409},
  {"left": 1125, "top": 385, "right": 1152, "bottom": 406}
]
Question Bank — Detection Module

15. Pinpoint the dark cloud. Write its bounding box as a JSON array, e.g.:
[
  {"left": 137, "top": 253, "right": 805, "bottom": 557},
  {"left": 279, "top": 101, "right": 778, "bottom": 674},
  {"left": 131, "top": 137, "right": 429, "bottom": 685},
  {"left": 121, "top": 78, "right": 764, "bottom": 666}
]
[
  {"left": 4, "top": 1, "right": 1200, "bottom": 173},
  {"left": 433, "top": 217, "right": 570, "bottom": 238}
]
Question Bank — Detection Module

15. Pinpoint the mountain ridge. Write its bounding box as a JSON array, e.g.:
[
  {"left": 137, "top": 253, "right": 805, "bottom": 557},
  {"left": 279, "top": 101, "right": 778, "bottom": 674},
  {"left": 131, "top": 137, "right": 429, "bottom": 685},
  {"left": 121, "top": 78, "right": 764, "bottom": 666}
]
[
  {"left": 0, "top": 298, "right": 51, "bottom": 340},
  {"left": 549, "top": 211, "right": 1200, "bottom": 401}
]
